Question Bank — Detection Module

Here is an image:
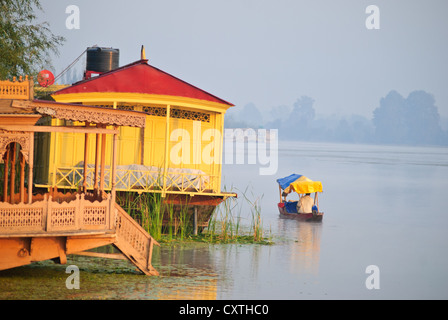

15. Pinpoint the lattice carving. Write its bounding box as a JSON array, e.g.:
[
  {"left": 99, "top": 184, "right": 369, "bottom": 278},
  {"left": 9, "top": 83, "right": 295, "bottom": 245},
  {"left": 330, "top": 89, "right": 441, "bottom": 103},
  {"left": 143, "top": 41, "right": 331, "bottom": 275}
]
[
  {"left": 141, "top": 105, "right": 210, "bottom": 122},
  {"left": 142, "top": 105, "right": 167, "bottom": 117},
  {"left": 0, "top": 131, "right": 31, "bottom": 162},
  {"left": 0, "top": 207, "right": 43, "bottom": 228},
  {"left": 0, "top": 192, "right": 114, "bottom": 234},
  {"left": 116, "top": 213, "right": 147, "bottom": 256},
  {"left": 83, "top": 207, "right": 106, "bottom": 225},
  {"left": 114, "top": 204, "right": 159, "bottom": 275},
  {"left": 171, "top": 107, "right": 210, "bottom": 123},
  {"left": 51, "top": 208, "right": 76, "bottom": 227},
  {"left": 117, "top": 105, "right": 135, "bottom": 111}
]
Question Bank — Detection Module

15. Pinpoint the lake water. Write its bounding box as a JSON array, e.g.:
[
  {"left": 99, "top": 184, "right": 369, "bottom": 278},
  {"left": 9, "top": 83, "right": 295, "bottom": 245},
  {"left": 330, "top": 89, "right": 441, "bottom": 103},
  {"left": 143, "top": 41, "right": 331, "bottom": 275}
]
[
  {"left": 218, "top": 141, "right": 448, "bottom": 299},
  {"left": 1, "top": 141, "right": 448, "bottom": 300}
]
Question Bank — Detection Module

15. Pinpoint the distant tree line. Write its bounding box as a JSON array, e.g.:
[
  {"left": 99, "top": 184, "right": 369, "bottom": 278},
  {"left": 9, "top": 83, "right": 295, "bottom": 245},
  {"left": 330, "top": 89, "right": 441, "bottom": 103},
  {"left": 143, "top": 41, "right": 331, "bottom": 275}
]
[
  {"left": 372, "top": 90, "right": 446, "bottom": 145},
  {"left": 225, "top": 90, "right": 448, "bottom": 146}
]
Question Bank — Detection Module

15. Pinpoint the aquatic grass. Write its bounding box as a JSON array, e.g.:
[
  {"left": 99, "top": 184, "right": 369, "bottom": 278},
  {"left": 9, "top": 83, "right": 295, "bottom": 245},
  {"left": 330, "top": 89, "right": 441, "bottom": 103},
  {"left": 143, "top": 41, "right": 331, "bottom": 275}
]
[
  {"left": 166, "top": 200, "right": 175, "bottom": 241},
  {"left": 140, "top": 192, "right": 164, "bottom": 241},
  {"left": 242, "top": 190, "right": 264, "bottom": 242},
  {"left": 177, "top": 198, "right": 192, "bottom": 241},
  {"left": 115, "top": 183, "right": 272, "bottom": 245},
  {"left": 203, "top": 193, "right": 238, "bottom": 243},
  {"left": 200, "top": 186, "right": 272, "bottom": 245}
]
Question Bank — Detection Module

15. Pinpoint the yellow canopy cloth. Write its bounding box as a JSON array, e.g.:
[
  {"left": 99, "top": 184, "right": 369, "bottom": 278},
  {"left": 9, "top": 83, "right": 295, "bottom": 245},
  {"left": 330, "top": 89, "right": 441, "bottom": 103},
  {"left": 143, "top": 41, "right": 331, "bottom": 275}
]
[
  {"left": 290, "top": 180, "right": 323, "bottom": 194},
  {"left": 277, "top": 174, "right": 323, "bottom": 194}
]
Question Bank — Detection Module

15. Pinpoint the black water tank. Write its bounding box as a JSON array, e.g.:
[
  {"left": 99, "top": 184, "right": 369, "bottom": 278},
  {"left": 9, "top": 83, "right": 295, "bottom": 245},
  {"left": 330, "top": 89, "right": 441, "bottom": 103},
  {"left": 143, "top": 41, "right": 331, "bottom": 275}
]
[{"left": 86, "top": 47, "right": 119, "bottom": 73}]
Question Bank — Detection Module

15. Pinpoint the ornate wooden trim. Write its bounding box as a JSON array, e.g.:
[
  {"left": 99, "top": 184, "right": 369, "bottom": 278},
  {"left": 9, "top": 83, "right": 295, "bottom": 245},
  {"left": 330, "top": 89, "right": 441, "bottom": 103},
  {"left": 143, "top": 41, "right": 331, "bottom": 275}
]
[
  {"left": 9, "top": 100, "right": 146, "bottom": 128},
  {"left": 0, "top": 130, "right": 31, "bottom": 162},
  {"left": 32, "top": 101, "right": 146, "bottom": 128},
  {"left": 0, "top": 77, "right": 31, "bottom": 100}
]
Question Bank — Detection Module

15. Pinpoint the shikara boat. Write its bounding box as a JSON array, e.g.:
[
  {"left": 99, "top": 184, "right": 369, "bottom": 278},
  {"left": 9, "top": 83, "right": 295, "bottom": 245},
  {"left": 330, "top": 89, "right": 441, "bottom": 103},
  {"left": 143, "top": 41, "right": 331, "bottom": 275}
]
[{"left": 276, "top": 174, "right": 324, "bottom": 222}]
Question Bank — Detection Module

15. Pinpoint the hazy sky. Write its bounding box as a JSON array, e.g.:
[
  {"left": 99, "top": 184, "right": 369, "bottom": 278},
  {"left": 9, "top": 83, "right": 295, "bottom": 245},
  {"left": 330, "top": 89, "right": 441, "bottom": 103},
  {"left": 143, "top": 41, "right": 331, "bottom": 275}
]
[{"left": 39, "top": 0, "right": 448, "bottom": 119}]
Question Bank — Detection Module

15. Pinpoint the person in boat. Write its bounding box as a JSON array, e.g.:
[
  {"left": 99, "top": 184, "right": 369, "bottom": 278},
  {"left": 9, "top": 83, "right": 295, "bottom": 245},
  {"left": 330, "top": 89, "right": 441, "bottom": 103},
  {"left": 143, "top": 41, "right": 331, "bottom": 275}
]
[
  {"left": 282, "top": 186, "right": 292, "bottom": 202},
  {"left": 297, "top": 193, "right": 314, "bottom": 214}
]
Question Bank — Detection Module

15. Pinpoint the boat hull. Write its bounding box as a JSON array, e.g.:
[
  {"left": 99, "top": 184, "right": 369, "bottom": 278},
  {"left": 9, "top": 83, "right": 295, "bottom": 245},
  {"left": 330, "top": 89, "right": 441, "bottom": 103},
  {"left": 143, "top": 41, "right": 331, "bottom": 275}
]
[{"left": 277, "top": 203, "right": 323, "bottom": 222}]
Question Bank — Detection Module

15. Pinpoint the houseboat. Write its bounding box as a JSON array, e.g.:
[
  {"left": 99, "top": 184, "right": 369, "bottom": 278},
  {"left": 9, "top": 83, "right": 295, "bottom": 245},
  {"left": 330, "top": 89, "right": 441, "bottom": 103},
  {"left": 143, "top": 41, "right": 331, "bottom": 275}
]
[
  {"left": 0, "top": 76, "right": 159, "bottom": 274},
  {"left": 34, "top": 46, "right": 236, "bottom": 233}
]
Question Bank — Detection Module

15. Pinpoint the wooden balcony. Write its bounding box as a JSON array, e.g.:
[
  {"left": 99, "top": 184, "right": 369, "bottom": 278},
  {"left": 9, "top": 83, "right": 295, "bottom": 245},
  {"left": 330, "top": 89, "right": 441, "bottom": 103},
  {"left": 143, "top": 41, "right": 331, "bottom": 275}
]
[
  {"left": 0, "top": 191, "right": 159, "bottom": 275},
  {"left": 0, "top": 192, "right": 113, "bottom": 236}
]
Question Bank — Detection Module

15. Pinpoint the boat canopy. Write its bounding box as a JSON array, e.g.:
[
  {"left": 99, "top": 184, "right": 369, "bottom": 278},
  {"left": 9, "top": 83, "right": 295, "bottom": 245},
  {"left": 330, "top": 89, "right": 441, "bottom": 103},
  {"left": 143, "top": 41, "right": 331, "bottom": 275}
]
[{"left": 277, "top": 174, "right": 323, "bottom": 194}]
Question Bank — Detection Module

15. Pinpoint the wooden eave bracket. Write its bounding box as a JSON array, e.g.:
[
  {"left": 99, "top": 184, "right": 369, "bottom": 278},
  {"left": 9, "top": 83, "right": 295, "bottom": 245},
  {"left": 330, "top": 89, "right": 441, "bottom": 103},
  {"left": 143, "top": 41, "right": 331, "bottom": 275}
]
[{"left": 10, "top": 99, "right": 33, "bottom": 110}]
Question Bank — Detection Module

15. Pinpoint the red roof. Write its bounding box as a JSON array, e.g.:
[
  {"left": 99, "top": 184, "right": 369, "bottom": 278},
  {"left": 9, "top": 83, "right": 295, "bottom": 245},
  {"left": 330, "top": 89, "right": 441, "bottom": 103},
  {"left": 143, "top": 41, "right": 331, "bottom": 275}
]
[{"left": 53, "top": 60, "right": 234, "bottom": 106}]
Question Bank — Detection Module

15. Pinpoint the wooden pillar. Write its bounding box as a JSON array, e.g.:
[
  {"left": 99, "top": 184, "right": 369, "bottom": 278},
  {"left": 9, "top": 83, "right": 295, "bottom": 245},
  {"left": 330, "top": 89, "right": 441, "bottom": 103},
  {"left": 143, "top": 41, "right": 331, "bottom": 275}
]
[
  {"left": 83, "top": 123, "right": 90, "bottom": 192},
  {"left": 163, "top": 105, "right": 171, "bottom": 197},
  {"left": 99, "top": 132, "right": 107, "bottom": 193},
  {"left": 28, "top": 76, "right": 34, "bottom": 100},
  {"left": 193, "top": 206, "right": 198, "bottom": 235},
  {"left": 3, "top": 145, "right": 10, "bottom": 202},
  {"left": 110, "top": 129, "right": 118, "bottom": 228},
  {"left": 9, "top": 142, "right": 16, "bottom": 204},
  {"left": 28, "top": 132, "right": 34, "bottom": 204},
  {"left": 19, "top": 152, "right": 25, "bottom": 203},
  {"left": 111, "top": 129, "right": 118, "bottom": 195},
  {"left": 217, "top": 112, "right": 225, "bottom": 193},
  {"left": 52, "top": 120, "right": 60, "bottom": 189},
  {"left": 94, "top": 131, "right": 100, "bottom": 194},
  {"left": 140, "top": 127, "right": 145, "bottom": 165}
]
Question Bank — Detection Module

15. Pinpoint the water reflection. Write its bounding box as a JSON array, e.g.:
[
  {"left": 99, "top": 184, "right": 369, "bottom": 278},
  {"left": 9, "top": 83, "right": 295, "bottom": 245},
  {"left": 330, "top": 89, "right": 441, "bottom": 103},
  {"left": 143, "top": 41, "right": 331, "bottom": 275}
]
[
  {"left": 277, "top": 218, "right": 322, "bottom": 276},
  {"left": 152, "top": 244, "right": 218, "bottom": 300}
]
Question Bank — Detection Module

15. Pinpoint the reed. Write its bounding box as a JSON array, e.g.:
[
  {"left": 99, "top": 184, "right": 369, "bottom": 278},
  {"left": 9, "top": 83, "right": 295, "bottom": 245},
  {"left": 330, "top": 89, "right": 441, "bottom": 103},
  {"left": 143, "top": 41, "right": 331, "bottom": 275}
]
[
  {"left": 242, "top": 190, "right": 264, "bottom": 242},
  {"left": 115, "top": 185, "right": 272, "bottom": 245},
  {"left": 140, "top": 192, "right": 164, "bottom": 241},
  {"left": 166, "top": 200, "right": 175, "bottom": 241},
  {"left": 201, "top": 186, "right": 271, "bottom": 245},
  {"left": 176, "top": 198, "right": 192, "bottom": 241}
]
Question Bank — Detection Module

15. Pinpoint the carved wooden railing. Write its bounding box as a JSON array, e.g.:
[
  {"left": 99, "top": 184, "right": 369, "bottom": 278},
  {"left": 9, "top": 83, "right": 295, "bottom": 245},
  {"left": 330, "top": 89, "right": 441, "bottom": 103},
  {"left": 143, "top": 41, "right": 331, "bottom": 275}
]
[
  {"left": 0, "top": 193, "right": 113, "bottom": 235},
  {"left": 0, "top": 192, "right": 159, "bottom": 275},
  {"left": 114, "top": 203, "right": 159, "bottom": 275},
  {"left": 0, "top": 77, "right": 31, "bottom": 100}
]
